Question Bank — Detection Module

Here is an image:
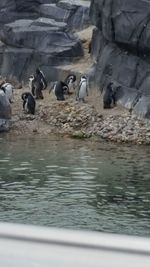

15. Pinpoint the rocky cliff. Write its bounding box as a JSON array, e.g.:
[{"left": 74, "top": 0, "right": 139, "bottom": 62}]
[
  {"left": 90, "top": 0, "right": 150, "bottom": 118},
  {"left": 0, "top": 0, "right": 90, "bottom": 82}
]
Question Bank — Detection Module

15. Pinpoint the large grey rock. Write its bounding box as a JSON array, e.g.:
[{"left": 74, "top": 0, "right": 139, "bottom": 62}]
[
  {"left": 39, "top": 0, "right": 90, "bottom": 30},
  {"left": 39, "top": 0, "right": 59, "bottom": 3},
  {"left": 89, "top": 0, "right": 150, "bottom": 118},
  {"left": 15, "top": 0, "right": 40, "bottom": 12},
  {"left": 0, "top": 18, "right": 83, "bottom": 81},
  {"left": 0, "top": 0, "right": 41, "bottom": 25},
  {"left": 0, "top": 0, "right": 91, "bottom": 82},
  {"left": 0, "top": 19, "right": 80, "bottom": 52},
  {"left": 0, "top": 0, "right": 16, "bottom": 25},
  {"left": 0, "top": 0, "right": 15, "bottom": 10},
  {"left": 38, "top": 4, "right": 70, "bottom": 22},
  {"left": 0, "top": 119, "right": 11, "bottom": 132},
  {"left": 133, "top": 96, "right": 150, "bottom": 118},
  {"left": 0, "top": 91, "right": 11, "bottom": 119},
  {"left": 0, "top": 85, "right": 11, "bottom": 132},
  {"left": 90, "top": 0, "right": 150, "bottom": 52}
]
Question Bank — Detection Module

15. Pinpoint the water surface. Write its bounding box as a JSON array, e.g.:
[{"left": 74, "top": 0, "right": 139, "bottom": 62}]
[{"left": 0, "top": 135, "right": 150, "bottom": 237}]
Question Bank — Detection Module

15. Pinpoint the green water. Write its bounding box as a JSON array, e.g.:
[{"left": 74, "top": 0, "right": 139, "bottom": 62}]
[{"left": 0, "top": 135, "right": 150, "bottom": 237}]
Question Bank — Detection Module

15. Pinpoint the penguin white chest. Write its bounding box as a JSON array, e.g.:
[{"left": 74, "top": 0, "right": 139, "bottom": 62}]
[
  {"left": 3, "top": 83, "right": 14, "bottom": 103},
  {"left": 79, "top": 81, "right": 87, "bottom": 99}
]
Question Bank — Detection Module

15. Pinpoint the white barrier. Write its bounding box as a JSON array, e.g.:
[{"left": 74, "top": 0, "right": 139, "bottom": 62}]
[{"left": 0, "top": 222, "right": 150, "bottom": 267}]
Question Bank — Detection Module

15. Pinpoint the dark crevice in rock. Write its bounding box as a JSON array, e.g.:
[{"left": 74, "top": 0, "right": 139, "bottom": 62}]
[
  {"left": 136, "top": 15, "right": 150, "bottom": 56},
  {"left": 130, "top": 91, "right": 143, "bottom": 112},
  {"left": 130, "top": 59, "right": 140, "bottom": 88},
  {"left": 110, "top": 0, "right": 115, "bottom": 41}
]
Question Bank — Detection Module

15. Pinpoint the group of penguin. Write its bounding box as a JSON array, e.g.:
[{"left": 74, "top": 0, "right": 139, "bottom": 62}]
[
  {"left": 21, "top": 68, "right": 89, "bottom": 115},
  {"left": 0, "top": 67, "right": 117, "bottom": 117}
]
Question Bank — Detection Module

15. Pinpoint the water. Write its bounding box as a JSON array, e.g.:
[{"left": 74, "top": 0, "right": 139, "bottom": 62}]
[{"left": 0, "top": 135, "right": 150, "bottom": 237}]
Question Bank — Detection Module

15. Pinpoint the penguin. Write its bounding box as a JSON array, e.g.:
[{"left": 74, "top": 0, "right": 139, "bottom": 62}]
[
  {"left": 35, "top": 68, "right": 47, "bottom": 90},
  {"left": 21, "top": 92, "right": 36, "bottom": 115},
  {"left": 0, "top": 81, "right": 14, "bottom": 103},
  {"left": 103, "top": 82, "right": 115, "bottom": 109},
  {"left": 29, "top": 75, "right": 36, "bottom": 96},
  {"left": 32, "top": 69, "right": 44, "bottom": 99},
  {"left": 77, "top": 75, "right": 88, "bottom": 102},
  {"left": 54, "top": 81, "right": 69, "bottom": 100},
  {"left": 64, "top": 74, "right": 76, "bottom": 93}
]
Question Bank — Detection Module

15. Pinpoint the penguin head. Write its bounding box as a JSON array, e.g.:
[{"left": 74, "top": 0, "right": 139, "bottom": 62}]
[
  {"left": 36, "top": 68, "right": 40, "bottom": 74},
  {"left": 29, "top": 75, "right": 35, "bottom": 82},
  {"left": 80, "top": 75, "right": 87, "bottom": 83},
  {"left": 0, "top": 80, "right": 6, "bottom": 87}
]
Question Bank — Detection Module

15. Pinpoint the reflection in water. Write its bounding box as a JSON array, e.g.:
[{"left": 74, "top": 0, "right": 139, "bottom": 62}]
[{"left": 0, "top": 135, "right": 150, "bottom": 237}]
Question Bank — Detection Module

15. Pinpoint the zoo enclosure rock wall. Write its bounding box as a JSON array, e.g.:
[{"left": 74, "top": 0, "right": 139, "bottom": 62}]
[
  {"left": 0, "top": 0, "right": 91, "bottom": 83},
  {"left": 89, "top": 0, "right": 150, "bottom": 118}
]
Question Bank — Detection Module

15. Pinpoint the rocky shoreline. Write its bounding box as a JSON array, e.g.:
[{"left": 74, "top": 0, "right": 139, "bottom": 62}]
[{"left": 8, "top": 88, "right": 150, "bottom": 145}]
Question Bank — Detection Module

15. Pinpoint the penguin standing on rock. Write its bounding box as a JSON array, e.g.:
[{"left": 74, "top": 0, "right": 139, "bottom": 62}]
[
  {"left": 64, "top": 74, "right": 76, "bottom": 93},
  {"left": 103, "top": 82, "right": 116, "bottom": 109},
  {"left": 29, "top": 75, "right": 35, "bottom": 96},
  {"left": 54, "top": 81, "right": 69, "bottom": 100},
  {"left": 21, "top": 92, "right": 36, "bottom": 115},
  {"left": 0, "top": 81, "right": 14, "bottom": 103},
  {"left": 35, "top": 68, "right": 47, "bottom": 90},
  {"left": 31, "top": 68, "right": 47, "bottom": 99},
  {"left": 76, "top": 75, "right": 88, "bottom": 102}
]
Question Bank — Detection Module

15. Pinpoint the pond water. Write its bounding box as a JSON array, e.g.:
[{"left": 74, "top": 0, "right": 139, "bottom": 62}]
[{"left": 0, "top": 135, "right": 150, "bottom": 237}]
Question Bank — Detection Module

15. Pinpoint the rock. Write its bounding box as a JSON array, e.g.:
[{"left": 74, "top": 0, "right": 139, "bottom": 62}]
[
  {"left": 133, "top": 96, "right": 150, "bottom": 118},
  {"left": 90, "top": 0, "right": 150, "bottom": 52},
  {"left": 0, "top": 118, "right": 11, "bottom": 132},
  {"left": 71, "top": 130, "right": 86, "bottom": 139},
  {"left": 89, "top": 0, "right": 150, "bottom": 118},
  {"left": 39, "top": 0, "right": 91, "bottom": 30},
  {"left": 0, "top": 18, "right": 83, "bottom": 81},
  {"left": 0, "top": 91, "right": 11, "bottom": 119},
  {"left": 0, "top": 0, "right": 91, "bottom": 82},
  {"left": 0, "top": 90, "right": 11, "bottom": 132}
]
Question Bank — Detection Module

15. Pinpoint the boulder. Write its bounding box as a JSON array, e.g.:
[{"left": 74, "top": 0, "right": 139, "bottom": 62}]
[
  {"left": 0, "top": 88, "right": 12, "bottom": 132},
  {"left": 0, "top": 118, "right": 11, "bottom": 132},
  {"left": 15, "top": 0, "right": 40, "bottom": 12},
  {"left": 0, "top": 0, "right": 91, "bottom": 82},
  {"left": 39, "top": 0, "right": 91, "bottom": 30},
  {"left": 90, "top": 0, "right": 150, "bottom": 52},
  {"left": 134, "top": 96, "right": 150, "bottom": 118},
  {"left": 89, "top": 0, "right": 150, "bottom": 118},
  {"left": 0, "top": 17, "right": 83, "bottom": 81},
  {"left": 0, "top": 90, "right": 11, "bottom": 132}
]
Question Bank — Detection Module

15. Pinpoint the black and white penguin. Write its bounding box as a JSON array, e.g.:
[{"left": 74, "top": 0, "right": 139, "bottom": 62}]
[
  {"left": 103, "top": 82, "right": 116, "bottom": 109},
  {"left": 29, "top": 68, "right": 47, "bottom": 99},
  {"left": 0, "top": 82, "right": 14, "bottom": 103},
  {"left": 64, "top": 74, "right": 76, "bottom": 93},
  {"left": 76, "top": 75, "right": 88, "bottom": 102},
  {"left": 35, "top": 68, "right": 47, "bottom": 90},
  {"left": 29, "top": 75, "right": 36, "bottom": 96},
  {"left": 32, "top": 69, "right": 44, "bottom": 99},
  {"left": 54, "top": 81, "right": 69, "bottom": 100},
  {"left": 21, "top": 92, "right": 36, "bottom": 115}
]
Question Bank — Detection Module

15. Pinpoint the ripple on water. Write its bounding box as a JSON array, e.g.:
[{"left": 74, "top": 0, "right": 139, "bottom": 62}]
[{"left": 0, "top": 137, "right": 150, "bottom": 237}]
